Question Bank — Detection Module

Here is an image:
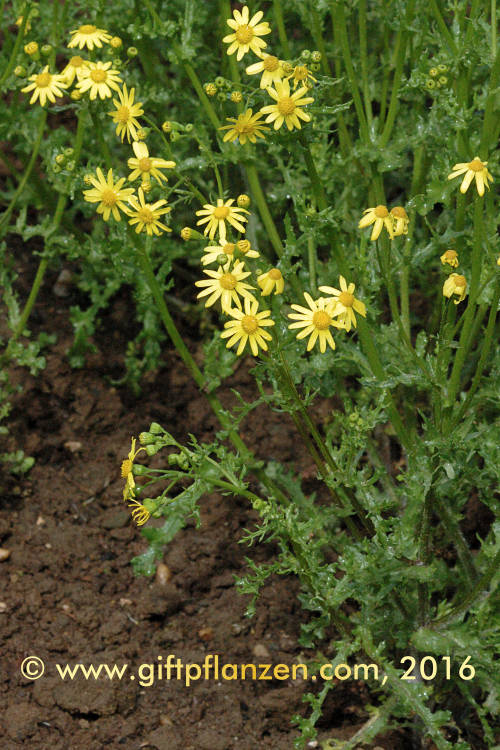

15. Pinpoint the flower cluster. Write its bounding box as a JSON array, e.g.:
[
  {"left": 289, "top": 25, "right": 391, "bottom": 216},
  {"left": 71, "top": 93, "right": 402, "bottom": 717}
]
[
  {"left": 218, "top": 5, "right": 316, "bottom": 141},
  {"left": 358, "top": 205, "right": 409, "bottom": 241}
]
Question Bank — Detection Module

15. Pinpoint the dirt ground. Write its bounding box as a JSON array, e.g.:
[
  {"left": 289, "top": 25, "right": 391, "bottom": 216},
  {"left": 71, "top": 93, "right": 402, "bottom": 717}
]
[{"left": 0, "top": 245, "right": 417, "bottom": 749}]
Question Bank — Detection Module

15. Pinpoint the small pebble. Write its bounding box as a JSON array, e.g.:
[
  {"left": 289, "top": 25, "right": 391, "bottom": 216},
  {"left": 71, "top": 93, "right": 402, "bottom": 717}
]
[
  {"left": 197, "top": 626, "right": 213, "bottom": 642},
  {"left": 252, "top": 643, "right": 271, "bottom": 659},
  {"left": 0, "top": 548, "right": 11, "bottom": 562},
  {"left": 155, "top": 563, "right": 173, "bottom": 585},
  {"left": 0, "top": 602, "right": 7, "bottom": 613},
  {"left": 64, "top": 440, "right": 82, "bottom": 453}
]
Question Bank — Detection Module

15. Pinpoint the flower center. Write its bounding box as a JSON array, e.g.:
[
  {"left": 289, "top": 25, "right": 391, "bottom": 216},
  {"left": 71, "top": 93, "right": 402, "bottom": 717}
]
[
  {"left": 35, "top": 72, "right": 52, "bottom": 87},
  {"left": 223, "top": 243, "right": 235, "bottom": 255},
  {"left": 115, "top": 106, "right": 130, "bottom": 123},
  {"left": 101, "top": 189, "right": 117, "bottom": 206},
  {"left": 444, "top": 250, "right": 457, "bottom": 260},
  {"left": 454, "top": 275, "right": 466, "bottom": 288},
  {"left": 213, "top": 206, "right": 230, "bottom": 220},
  {"left": 237, "top": 240, "right": 251, "bottom": 253},
  {"left": 220, "top": 273, "right": 237, "bottom": 290},
  {"left": 268, "top": 268, "right": 282, "bottom": 280},
  {"left": 69, "top": 56, "right": 84, "bottom": 68},
  {"left": 90, "top": 69, "right": 107, "bottom": 82},
  {"left": 312, "top": 310, "right": 331, "bottom": 330},
  {"left": 121, "top": 459, "right": 133, "bottom": 478},
  {"left": 235, "top": 24, "right": 254, "bottom": 44},
  {"left": 391, "top": 206, "right": 407, "bottom": 219},
  {"left": 79, "top": 24, "right": 97, "bottom": 34},
  {"left": 278, "top": 97, "right": 296, "bottom": 115},
  {"left": 293, "top": 65, "right": 308, "bottom": 81},
  {"left": 338, "top": 292, "right": 354, "bottom": 307},
  {"left": 374, "top": 205, "right": 389, "bottom": 218},
  {"left": 263, "top": 55, "right": 279, "bottom": 71},
  {"left": 137, "top": 207, "right": 154, "bottom": 224},
  {"left": 468, "top": 159, "right": 484, "bottom": 172},
  {"left": 241, "top": 315, "right": 259, "bottom": 334},
  {"left": 138, "top": 157, "right": 152, "bottom": 172}
]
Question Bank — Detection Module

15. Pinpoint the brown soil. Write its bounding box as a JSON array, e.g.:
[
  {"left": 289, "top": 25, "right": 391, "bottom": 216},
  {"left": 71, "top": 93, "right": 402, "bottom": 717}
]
[{"left": 0, "top": 249, "right": 408, "bottom": 749}]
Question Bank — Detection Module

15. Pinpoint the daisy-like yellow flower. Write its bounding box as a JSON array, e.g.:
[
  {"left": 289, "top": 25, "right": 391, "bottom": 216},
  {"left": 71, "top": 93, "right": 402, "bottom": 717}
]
[
  {"left": 76, "top": 60, "right": 122, "bottom": 100},
  {"left": 260, "top": 79, "right": 314, "bottom": 131},
  {"left": 127, "top": 188, "right": 172, "bottom": 236},
  {"left": 196, "top": 198, "right": 249, "bottom": 243},
  {"left": 21, "top": 66, "right": 68, "bottom": 107},
  {"left": 318, "top": 276, "right": 367, "bottom": 332},
  {"left": 121, "top": 437, "right": 145, "bottom": 478},
  {"left": 221, "top": 298, "right": 275, "bottom": 356},
  {"left": 195, "top": 260, "right": 256, "bottom": 313},
  {"left": 83, "top": 167, "right": 135, "bottom": 221},
  {"left": 286, "top": 64, "right": 317, "bottom": 90},
  {"left": 127, "top": 141, "right": 176, "bottom": 184},
  {"left": 288, "top": 293, "right": 340, "bottom": 353},
  {"left": 202, "top": 242, "right": 237, "bottom": 266},
  {"left": 447, "top": 157, "right": 493, "bottom": 197},
  {"left": 443, "top": 273, "right": 467, "bottom": 304},
  {"left": 223, "top": 5, "right": 271, "bottom": 61},
  {"left": 258, "top": 268, "right": 284, "bottom": 296},
  {"left": 68, "top": 24, "right": 111, "bottom": 50},
  {"left": 219, "top": 109, "right": 270, "bottom": 145},
  {"left": 390, "top": 206, "right": 409, "bottom": 237},
  {"left": 61, "top": 55, "right": 89, "bottom": 85},
  {"left": 107, "top": 84, "right": 144, "bottom": 143},
  {"left": 440, "top": 249, "right": 459, "bottom": 268},
  {"left": 358, "top": 205, "right": 394, "bottom": 241},
  {"left": 246, "top": 53, "right": 284, "bottom": 88},
  {"left": 128, "top": 498, "right": 150, "bottom": 526}
]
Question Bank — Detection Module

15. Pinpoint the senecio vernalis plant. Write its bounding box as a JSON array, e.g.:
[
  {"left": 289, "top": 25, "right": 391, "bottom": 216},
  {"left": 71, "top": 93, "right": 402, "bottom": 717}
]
[{"left": 1, "top": 0, "right": 499, "bottom": 747}]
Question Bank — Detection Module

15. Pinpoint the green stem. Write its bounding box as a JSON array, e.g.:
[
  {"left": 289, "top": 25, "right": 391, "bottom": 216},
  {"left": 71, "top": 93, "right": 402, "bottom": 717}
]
[
  {"left": 451, "top": 280, "right": 500, "bottom": 426},
  {"left": 428, "top": 0, "right": 458, "bottom": 54},
  {"left": 310, "top": 6, "right": 331, "bottom": 76},
  {"left": 0, "top": 110, "right": 48, "bottom": 238},
  {"left": 446, "top": 198, "right": 483, "bottom": 408},
  {"left": 307, "top": 236, "right": 317, "bottom": 295},
  {"left": 491, "top": 0, "right": 497, "bottom": 58},
  {"left": 332, "top": 0, "right": 370, "bottom": 143},
  {"left": 299, "top": 135, "right": 327, "bottom": 210},
  {"left": 434, "top": 496, "right": 477, "bottom": 589},
  {"left": 378, "top": 0, "right": 415, "bottom": 148},
  {"left": 358, "top": 0, "right": 372, "bottom": 126},
  {"left": 273, "top": 0, "right": 291, "bottom": 58},
  {"left": 244, "top": 162, "right": 284, "bottom": 258},
  {"left": 479, "top": 47, "right": 500, "bottom": 153},
  {"left": 400, "top": 145, "right": 425, "bottom": 336},
  {"left": 0, "top": 3, "right": 29, "bottom": 90},
  {"left": 178, "top": 55, "right": 221, "bottom": 132}
]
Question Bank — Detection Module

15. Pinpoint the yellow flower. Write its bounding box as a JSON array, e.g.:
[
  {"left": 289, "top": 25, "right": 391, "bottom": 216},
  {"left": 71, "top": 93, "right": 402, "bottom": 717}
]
[
  {"left": 440, "top": 249, "right": 459, "bottom": 268},
  {"left": 443, "top": 273, "right": 467, "bottom": 304},
  {"left": 288, "top": 293, "right": 340, "bottom": 353},
  {"left": 83, "top": 167, "right": 135, "bottom": 221},
  {"left": 195, "top": 260, "right": 255, "bottom": 313},
  {"left": 221, "top": 298, "right": 275, "bottom": 356},
  {"left": 24, "top": 41, "right": 39, "bottom": 56},
  {"left": 390, "top": 206, "right": 409, "bottom": 237},
  {"left": 121, "top": 437, "right": 145, "bottom": 478},
  {"left": 318, "top": 276, "right": 367, "bottom": 332},
  {"left": 219, "top": 108, "right": 270, "bottom": 144},
  {"left": 127, "top": 187, "right": 172, "bottom": 236},
  {"left": 447, "top": 157, "right": 493, "bottom": 197},
  {"left": 61, "top": 55, "right": 89, "bottom": 85},
  {"left": 107, "top": 84, "right": 144, "bottom": 143},
  {"left": 110, "top": 36, "right": 122, "bottom": 48},
  {"left": 127, "top": 141, "right": 176, "bottom": 184},
  {"left": 286, "top": 64, "right": 317, "bottom": 90},
  {"left": 358, "top": 205, "right": 394, "bottom": 241},
  {"left": 76, "top": 61, "right": 122, "bottom": 100},
  {"left": 21, "top": 66, "right": 68, "bottom": 107},
  {"left": 246, "top": 53, "right": 285, "bottom": 88},
  {"left": 68, "top": 24, "right": 111, "bottom": 50},
  {"left": 258, "top": 268, "right": 284, "bottom": 296},
  {"left": 236, "top": 239, "right": 260, "bottom": 259},
  {"left": 195, "top": 198, "right": 249, "bottom": 242},
  {"left": 223, "top": 5, "right": 271, "bottom": 61},
  {"left": 260, "top": 79, "right": 314, "bottom": 131},
  {"left": 201, "top": 242, "right": 237, "bottom": 266},
  {"left": 128, "top": 499, "right": 150, "bottom": 526}
]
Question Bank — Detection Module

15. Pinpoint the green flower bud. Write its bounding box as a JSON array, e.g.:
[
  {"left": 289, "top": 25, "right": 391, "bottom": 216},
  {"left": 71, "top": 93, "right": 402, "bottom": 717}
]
[
  {"left": 139, "top": 432, "right": 156, "bottom": 445},
  {"left": 14, "top": 65, "right": 26, "bottom": 77},
  {"left": 429, "top": 67, "right": 438, "bottom": 77},
  {"left": 217, "top": 91, "right": 226, "bottom": 101},
  {"left": 41, "top": 44, "right": 52, "bottom": 56},
  {"left": 168, "top": 452, "right": 189, "bottom": 469},
  {"left": 66, "top": 160, "right": 75, "bottom": 171},
  {"left": 184, "top": 123, "right": 193, "bottom": 132},
  {"left": 301, "top": 49, "right": 311, "bottom": 60},
  {"left": 438, "top": 76, "right": 448, "bottom": 85},
  {"left": 53, "top": 164, "right": 61, "bottom": 174},
  {"left": 215, "top": 76, "right": 225, "bottom": 88},
  {"left": 311, "top": 50, "right": 321, "bottom": 63},
  {"left": 145, "top": 444, "right": 159, "bottom": 456},
  {"left": 437, "top": 63, "right": 448, "bottom": 72},
  {"left": 55, "top": 154, "right": 66, "bottom": 165},
  {"left": 149, "top": 422, "right": 164, "bottom": 434},
  {"left": 217, "top": 253, "right": 228, "bottom": 265},
  {"left": 127, "top": 46, "right": 138, "bottom": 58}
]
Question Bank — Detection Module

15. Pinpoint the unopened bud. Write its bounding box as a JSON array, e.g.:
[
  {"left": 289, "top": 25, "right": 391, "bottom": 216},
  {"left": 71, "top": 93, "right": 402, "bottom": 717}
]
[
  {"left": 181, "top": 227, "right": 192, "bottom": 240},
  {"left": 204, "top": 83, "right": 217, "bottom": 96},
  {"left": 139, "top": 432, "right": 156, "bottom": 445},
  {"left": 24, "top": 41, "right": 38, "bottom": 56},
  {"left": 162, "top": 120, "right": 172, "bottom": 132},
  {"left": 237, "top": 194, "right": 250, "bottom": 208},
  {"left": 127, "top": 46, "right": 138, "bottom": 58},
  {"left": 55, "top": 154, "right": 66, "bottom": 165},
  {"left": 14, "top": 65, "right": 26, "bottom": 76},
  {"left": 110, "top": 36, "right": 122, "bottom": 48},
  {"left": 311, "top": 50, "right": 321, "bottom": 63},
  {"left": 41, "top": 44, "right": 52, "bottom": 56},
  {"left": 230, "top": 90, "right": 242, "bottom": 103}
]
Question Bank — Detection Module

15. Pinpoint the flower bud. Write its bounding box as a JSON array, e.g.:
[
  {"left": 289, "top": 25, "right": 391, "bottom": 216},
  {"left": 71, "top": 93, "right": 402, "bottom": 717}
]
[
  {"left": 149, "top": 422, "right": 164, "bottom": 435},
  {"left": 83, "top": 174, "right": 93, "bottom": 185},
  {"left": 127, "top": 46, "right": 138, "bottom": 58},
  {"left": 41, "top": 44, "right": 52, "bottom": 56},
  {"left": 14, "top": 65, "right": 26, "bottom": 77},
  {"left": 24, "top": 41, "right": 38, "bottom": 56},
  {"left": 70, "top": 90, "right": 82, "bottom": 100},
  {"left": 311, "top": 50, "right": 321, "bottom": 63},
  {"left": 429, "top": 67, "right": 438, "bottom": 77},
  {"left": 184, "top": 123, "right": 193, "bottom": 132},
  {"left": 237, "top": 194, "right": 250, "bottom": 208},
  {"left": 217, "top": 254, "right": 228, "bottom": 265},
  {"left": 168, "top": 453, "right": 189, "bottom": 469},
  {"left": 181, "top": 227, "right": 192, "bottom": 240},
  {"left": 139, "top": 432, "right": 156, "bottom": 445},
  {"left": 135, "top": 128, "right": 148, "bottom": 140},
  {"left": 300, "top": 49, "right": 311, "bottom": 60},
  {"left": 55, "top": 154, "right": 66, "bottom": 165},
  {"left": 66, "top": 160, "right": 75, "bottom": 171},
  {"left": 53, "top": 164, "right": 61, "bottom": 174},
  {"left": 215, "top": 76, "right": 225, "bottom": 88},
  {"left": 204, "top": 82, "right": 217, "bottom": 96},
  {"left": 162, "top": 120, "right": 172, "bottom": 132},
  {"left": 217, "top": 91, "right": 226, "bottom": 101},
  {"left": 230, "top": 90, "right": 242, "bottom": 103},
  {"left": 145, "top": 444, "right": 160, "bottom": 456},
  {"left": 110, "top": 36, "right": 122, "bottom": 48}
]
